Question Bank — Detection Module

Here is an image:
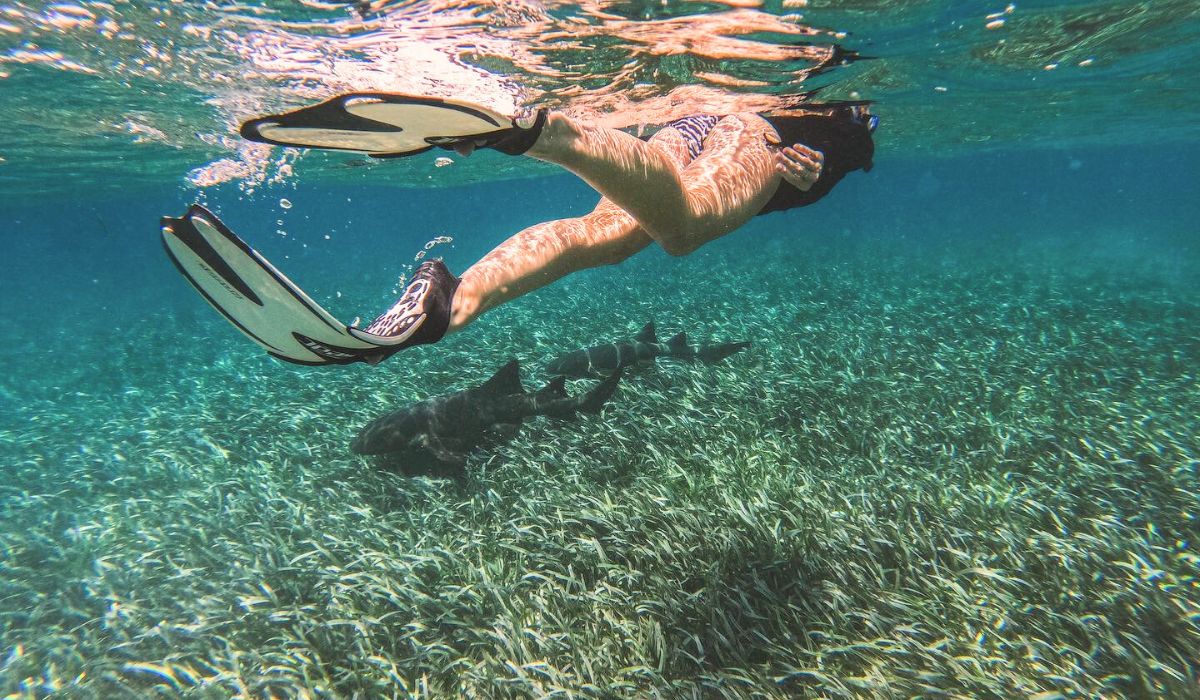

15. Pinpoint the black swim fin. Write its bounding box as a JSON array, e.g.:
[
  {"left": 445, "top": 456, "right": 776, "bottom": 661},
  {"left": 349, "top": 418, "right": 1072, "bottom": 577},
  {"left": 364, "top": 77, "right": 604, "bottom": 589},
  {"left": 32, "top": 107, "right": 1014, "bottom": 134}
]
[
  {"left": 161, "top": 204, "right": 426, "bottom": 366},
  {"left": 241, "top": 92, "right": 545, "bottom": 158}
]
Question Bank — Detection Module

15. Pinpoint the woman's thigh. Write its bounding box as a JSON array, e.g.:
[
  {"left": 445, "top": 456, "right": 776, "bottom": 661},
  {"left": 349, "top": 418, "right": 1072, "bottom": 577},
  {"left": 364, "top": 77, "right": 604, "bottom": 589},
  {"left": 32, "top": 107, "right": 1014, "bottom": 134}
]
[
  {"left": 585, "top": 123, "right": 695, "bottom": 213},
  {"left": 580, "top": 122, "right": 696, "bottom": 232},
  {"left": 676, "top": 113, "right": 780, "bottom": 244},
  {"left": 580, "top": 114, "right": 777, "bottom": 255}
]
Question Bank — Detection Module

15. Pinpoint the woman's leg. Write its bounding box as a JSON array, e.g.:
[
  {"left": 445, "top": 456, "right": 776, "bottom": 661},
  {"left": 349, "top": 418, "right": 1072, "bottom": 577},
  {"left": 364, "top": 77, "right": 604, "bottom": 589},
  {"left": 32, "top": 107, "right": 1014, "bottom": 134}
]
[
  {"left": 448, "top": 115, "right": 787, "bottom": 330},
  {"left": 449, "top": 201, "right": 649, "bottom": 330},
  {"left": 448, "top": 128, "right": 696, "bottom": 330},
  {"left": 526, "top": 112, "right": 781, "bottom": 255},
  {"left": 369, "top": 115, "right": 786, "bottom": 344}
]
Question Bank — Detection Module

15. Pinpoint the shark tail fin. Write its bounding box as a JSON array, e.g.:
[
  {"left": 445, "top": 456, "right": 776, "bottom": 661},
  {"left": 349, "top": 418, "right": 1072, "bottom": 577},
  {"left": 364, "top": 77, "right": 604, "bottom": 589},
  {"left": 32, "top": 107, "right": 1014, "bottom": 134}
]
[
  {"left": 696, "top": 341, "right": 751, "bottom": 364},
  {"left": 580, "top": 368, "right": 622, "bottom": 414},
  {"left": 534, "top": 375, "right": 568, "bottom": 401},
  {"left": 634, "top": 322, "right": 656, "bottom": 344},
  {"left": 479, "top": 359, "right": 525, "bottom": 396}
]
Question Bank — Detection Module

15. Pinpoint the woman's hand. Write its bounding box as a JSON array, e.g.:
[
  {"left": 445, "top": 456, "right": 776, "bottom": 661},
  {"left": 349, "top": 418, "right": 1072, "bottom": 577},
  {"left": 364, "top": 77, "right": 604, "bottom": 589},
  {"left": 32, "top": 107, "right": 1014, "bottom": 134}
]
[{"left": 768, "top": 138, "right": 824, "bottom": 191}]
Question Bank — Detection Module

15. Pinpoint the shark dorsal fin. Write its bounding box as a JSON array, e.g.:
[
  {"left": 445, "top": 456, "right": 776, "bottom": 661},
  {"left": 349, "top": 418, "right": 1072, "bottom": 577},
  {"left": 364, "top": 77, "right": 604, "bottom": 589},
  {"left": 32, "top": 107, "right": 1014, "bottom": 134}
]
[
  {"left": 666, "top": 332, "right": 689, "bottom": 351},
  {"left": 634, "top": 322, "right": 656, "bottom": 344},
  {"left": 479, "top": 359, "right": 524, "bottom": 396}
]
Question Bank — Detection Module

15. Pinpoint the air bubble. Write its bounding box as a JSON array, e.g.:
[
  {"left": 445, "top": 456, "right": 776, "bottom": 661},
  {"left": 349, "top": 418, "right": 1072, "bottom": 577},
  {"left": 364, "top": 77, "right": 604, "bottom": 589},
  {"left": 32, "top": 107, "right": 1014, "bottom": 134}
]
[
  {"left": 279, "top": 198, "right": 292, "bottom": 209},
  {"left": 413, "top": 235, "right": 454, "bottom": 262}
]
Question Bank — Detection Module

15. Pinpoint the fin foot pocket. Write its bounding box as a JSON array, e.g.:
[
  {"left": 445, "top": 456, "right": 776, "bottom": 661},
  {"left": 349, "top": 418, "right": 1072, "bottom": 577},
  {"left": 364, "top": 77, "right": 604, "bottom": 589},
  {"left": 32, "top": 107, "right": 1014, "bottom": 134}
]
[
  {"left": 480, "top": 108, "right": 548, "bottom": 156},
  {"left": 349, "top": 259, "right": 461, "bottom": 361}
]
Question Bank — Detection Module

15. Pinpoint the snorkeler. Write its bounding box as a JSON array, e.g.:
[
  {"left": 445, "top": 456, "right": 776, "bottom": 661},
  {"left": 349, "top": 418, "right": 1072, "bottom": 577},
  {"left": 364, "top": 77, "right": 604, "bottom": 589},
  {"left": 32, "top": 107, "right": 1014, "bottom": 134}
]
[
  {"left": 363, "top": 104, "right": 875, "bottom": 364},
  {"left": 164, "top": 95, "right": 875, "bottom": 366}
]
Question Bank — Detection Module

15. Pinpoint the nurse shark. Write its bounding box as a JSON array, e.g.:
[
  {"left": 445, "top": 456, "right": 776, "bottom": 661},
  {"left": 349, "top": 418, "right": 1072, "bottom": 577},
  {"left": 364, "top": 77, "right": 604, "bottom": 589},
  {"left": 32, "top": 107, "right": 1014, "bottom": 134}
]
[
  {"left": 546, "top": 322, "right": 749, "bottom": 378},
  {"left": 352, "top": 359, "right": 620, "bottom": 470}
]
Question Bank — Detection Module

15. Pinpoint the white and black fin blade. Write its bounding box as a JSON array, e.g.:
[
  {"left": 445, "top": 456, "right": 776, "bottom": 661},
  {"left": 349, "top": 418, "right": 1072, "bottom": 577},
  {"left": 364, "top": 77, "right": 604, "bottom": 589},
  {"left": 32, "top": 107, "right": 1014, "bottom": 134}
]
[
  {"left": 240, "top": 93, "right": 513, "bottom": 158},
  {"left": 477, "top": 359, "right": 525, "bottom": 397},
  {"left": 161, "top": 204, "right": 385, "bottom": 366},
  {"left": 635, "top": 322, "right": 656, "bottom": 344}
]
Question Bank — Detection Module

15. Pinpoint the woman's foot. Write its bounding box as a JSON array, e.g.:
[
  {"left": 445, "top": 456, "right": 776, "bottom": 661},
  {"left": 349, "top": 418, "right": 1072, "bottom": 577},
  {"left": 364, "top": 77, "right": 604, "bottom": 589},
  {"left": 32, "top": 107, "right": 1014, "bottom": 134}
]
[
  {"left": 350, "top": 259, "right": 461, "bottom": 363},
  {"left": 436, "top": 109, "right": 549, "bottom": 156}
]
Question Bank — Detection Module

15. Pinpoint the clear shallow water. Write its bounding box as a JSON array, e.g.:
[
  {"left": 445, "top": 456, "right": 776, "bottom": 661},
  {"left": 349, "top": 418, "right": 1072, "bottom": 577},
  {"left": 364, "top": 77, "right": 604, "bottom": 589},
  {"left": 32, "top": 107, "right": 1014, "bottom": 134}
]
[
  {"left": 1, "top": 0, "right": 1199, "bottom": 197},
  {"left": 2, "top": 0, "right": 1199, "bottom": 697}
]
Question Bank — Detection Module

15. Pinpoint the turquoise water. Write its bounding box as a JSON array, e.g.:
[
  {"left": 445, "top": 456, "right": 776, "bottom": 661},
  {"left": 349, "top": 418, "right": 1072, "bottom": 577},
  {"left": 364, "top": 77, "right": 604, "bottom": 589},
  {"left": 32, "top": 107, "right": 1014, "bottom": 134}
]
[{"left": 2, "top": 1, "right": 1200, "bottom": 697}]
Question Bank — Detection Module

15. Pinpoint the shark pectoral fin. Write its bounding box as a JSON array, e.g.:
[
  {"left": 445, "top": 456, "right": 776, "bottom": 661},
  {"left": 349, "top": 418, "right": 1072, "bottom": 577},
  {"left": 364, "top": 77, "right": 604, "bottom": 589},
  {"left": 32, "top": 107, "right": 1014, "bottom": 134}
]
[
  {"left": 418, "top": 434, "right": 471, "bottom": 466},
  {"left": 580, "top": 368, "right": 621, "bottom": 414}
]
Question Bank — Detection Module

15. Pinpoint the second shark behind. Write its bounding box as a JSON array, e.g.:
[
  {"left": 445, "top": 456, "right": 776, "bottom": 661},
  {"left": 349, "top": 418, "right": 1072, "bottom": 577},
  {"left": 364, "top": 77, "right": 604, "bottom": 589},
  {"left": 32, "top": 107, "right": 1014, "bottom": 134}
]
[{"left": 546, "top": 322, "right": 749, "bottom": 378}]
